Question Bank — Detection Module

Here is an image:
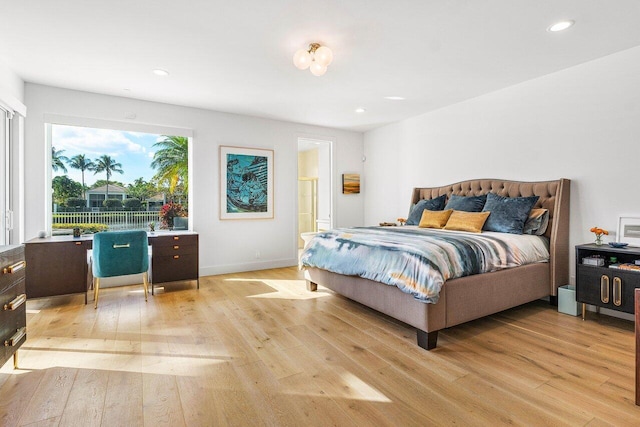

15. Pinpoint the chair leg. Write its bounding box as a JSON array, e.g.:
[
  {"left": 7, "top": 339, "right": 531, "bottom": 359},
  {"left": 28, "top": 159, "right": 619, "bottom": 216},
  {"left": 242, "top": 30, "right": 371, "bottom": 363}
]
[
  {"left": 142, "top": 272, "right": 149, "bottom": 302},
  {"left": 94, "top": 277, "right": 100, "bottom": 309}
]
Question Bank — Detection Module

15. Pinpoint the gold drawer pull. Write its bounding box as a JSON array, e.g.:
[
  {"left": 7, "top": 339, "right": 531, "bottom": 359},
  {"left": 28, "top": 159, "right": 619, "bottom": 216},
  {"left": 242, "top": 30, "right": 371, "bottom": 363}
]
[
  {"left": 173, "top": 245, "right": 180, "bottom": 249},
  {"left": 173, "top": 255, "right": 180, "bottom": 259},
  {"left": 173, "top": 236, "right": 180, "bottom": 241},
  {"left": 4, "top": 294, "right": 26, "bottom": 311},
  {"left": 600, "top": 275, "right": 610, "bottom": 303},
  {"left": 613, "top": 277, "right": 622, "bottom": 306},
  {"left": 3, "top": 261, "right": 26, "bottom": 274},
  {"left": 75, "top": 242, "right": 82, "bottom": 245},
  {"left": 5, "top": 327, "right": 26, "bottom": 347},
  {"left": 113, "top": 243, "right": 130, "bottom": 249}
]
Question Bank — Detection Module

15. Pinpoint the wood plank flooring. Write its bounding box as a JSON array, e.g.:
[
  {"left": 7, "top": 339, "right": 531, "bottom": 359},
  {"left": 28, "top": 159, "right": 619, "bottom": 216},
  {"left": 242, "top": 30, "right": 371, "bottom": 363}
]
[{"left": 1, "top": 266, "right": 639, "bottom": 426}]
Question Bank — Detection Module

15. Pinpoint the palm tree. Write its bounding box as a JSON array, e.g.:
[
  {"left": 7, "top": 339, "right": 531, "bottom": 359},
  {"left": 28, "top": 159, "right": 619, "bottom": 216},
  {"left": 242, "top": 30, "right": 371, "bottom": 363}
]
[
  {"left": 93, "top": 155, "right": 124, "bottom": 199},
  {"left": 52, "top": 147, "right": 69, "bottom": 173},
  {"left": 151, "top": 136, "right": 188, "bottom": 195},
  {"left": 68, "top": 154, "right": 95, "bottom": 199}
]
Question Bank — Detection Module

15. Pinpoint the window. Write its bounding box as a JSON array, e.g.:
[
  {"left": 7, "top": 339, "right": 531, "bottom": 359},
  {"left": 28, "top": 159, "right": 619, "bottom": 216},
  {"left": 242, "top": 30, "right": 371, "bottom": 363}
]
[{"left": 49, "top": 124, "right": 189, "bottom": 235}]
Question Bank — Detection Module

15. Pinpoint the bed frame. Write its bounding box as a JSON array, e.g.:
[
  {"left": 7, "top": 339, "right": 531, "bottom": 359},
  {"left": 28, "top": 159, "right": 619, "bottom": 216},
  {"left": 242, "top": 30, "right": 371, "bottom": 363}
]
[{"left": 305, "top": 178, "right": 570, "bottom": 350}]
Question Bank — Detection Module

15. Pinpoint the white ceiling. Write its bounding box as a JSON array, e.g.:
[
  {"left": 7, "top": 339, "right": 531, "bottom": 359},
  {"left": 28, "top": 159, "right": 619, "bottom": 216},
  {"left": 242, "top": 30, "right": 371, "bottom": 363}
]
[{"left": 3, "top": 1, "right": 640, "bottom": 132}]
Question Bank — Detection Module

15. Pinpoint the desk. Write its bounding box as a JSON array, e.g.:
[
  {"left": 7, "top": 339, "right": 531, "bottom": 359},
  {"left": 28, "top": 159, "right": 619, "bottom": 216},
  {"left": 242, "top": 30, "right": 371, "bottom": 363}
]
[{"left": 25, "top": 231, "right": 198, "bottom": 302}]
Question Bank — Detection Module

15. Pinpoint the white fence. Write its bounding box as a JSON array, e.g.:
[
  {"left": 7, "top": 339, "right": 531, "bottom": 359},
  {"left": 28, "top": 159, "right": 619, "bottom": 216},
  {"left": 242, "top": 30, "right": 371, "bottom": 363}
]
[{"left": 53, "top": 211, "right": 161, "bottom": 231}]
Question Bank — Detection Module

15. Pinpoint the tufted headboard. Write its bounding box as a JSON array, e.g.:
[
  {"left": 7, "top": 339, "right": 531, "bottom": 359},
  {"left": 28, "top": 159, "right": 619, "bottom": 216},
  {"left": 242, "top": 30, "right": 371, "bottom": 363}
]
[{"left": 411, "top": 178, "right": 570, "bottom": 295}]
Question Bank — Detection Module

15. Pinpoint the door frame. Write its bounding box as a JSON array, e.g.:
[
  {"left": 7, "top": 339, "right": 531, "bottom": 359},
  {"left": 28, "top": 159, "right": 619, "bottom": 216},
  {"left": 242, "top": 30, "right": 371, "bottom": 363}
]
[{"left": 296, "top": 135, "right": 334, "bottom": 252}]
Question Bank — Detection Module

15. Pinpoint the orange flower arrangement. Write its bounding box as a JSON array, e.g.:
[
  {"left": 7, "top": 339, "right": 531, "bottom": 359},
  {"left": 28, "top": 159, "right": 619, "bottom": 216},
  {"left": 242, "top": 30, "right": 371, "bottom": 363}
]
[{"left": 590, "top": 227, "right": 608, "bottom": 245}]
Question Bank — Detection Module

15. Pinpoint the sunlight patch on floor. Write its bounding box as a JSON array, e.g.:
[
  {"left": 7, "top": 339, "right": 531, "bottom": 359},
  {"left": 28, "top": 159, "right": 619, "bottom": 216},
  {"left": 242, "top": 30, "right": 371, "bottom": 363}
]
[
  {"left": 16, "top": 336, "right": 233, "bottom": 376},
  {"left": 224, "top": 278, "right": 329, "bottom": 300},
  {"left": 339, "top": 372, "right": 392, "bottom": 402}
]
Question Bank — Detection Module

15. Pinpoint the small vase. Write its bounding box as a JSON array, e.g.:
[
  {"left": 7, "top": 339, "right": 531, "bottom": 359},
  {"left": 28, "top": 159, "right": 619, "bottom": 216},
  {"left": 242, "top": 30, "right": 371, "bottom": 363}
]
[{"left": 595, "top": 235, "right": 603, "bottom": 246}]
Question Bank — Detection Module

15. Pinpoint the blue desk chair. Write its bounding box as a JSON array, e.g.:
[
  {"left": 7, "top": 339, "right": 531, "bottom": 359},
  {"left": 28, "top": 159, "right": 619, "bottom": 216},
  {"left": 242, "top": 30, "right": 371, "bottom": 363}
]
[{"left": 92, "top": 230, "right": 149, "bottom": 309}]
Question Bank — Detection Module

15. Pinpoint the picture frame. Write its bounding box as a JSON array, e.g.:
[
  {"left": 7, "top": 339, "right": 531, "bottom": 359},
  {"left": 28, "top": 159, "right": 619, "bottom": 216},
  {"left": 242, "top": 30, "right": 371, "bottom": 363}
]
[
  {"left": 342, "top": 173, "right": 360, "bottom": 194},
  {"left": 617, "top": 216, "right": 640, "bottom": 246},
  {"left": 220, "top": 145, "right": 274, "bottom": 220}
]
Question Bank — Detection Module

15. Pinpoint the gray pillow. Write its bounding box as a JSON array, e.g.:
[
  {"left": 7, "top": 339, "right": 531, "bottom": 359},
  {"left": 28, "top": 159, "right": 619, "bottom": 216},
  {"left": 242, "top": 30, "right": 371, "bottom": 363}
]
[
  {"left": 523, "top": 209, "right": 549, "bottom": 235},
  {"left": 482, "top": 193, "right": 539, "bottom": 234},
  {"left": 444, "top": 194, "right": 487, "bottom": 212},
  {"left": 406, "top": 194, "right": 446, "bottom": 225}
]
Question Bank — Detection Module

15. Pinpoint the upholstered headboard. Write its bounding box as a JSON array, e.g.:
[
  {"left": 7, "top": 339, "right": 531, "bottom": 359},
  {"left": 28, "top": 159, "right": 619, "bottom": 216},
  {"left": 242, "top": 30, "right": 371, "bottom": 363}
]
[{"left": 411, "top": 179, "right": 570, "bottom": 295}]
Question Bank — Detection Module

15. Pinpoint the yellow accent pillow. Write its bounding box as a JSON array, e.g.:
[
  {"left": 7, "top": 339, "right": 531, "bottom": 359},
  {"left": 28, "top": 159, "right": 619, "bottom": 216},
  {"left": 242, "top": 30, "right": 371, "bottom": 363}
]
[
  {"left": 444, "top": 210, "right": 491, "bottom": 233},
  {"left": 419, "top": 209, "right": 453, "bottom": 229}
]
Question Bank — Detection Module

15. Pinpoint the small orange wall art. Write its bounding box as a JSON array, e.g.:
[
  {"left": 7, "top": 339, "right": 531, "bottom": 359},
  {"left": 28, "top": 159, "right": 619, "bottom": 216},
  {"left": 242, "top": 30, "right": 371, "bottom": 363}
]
[{"left": 342, "top": 173, "right": 360, "bottom": 194}]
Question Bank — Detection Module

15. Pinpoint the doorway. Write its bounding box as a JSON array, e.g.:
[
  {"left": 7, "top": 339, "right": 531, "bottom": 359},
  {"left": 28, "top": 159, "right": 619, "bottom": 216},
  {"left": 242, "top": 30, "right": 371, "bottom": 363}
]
[{"left": 297, "top": 138, "right": 332, "bottom": 249}]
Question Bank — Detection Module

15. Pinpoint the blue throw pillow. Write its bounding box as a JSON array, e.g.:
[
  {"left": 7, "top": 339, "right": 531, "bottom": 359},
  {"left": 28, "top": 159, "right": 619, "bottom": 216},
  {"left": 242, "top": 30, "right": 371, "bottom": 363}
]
[
  {"left": 482, "top": 193, "right": 539, "bottom": 234},
  {"left": 444, "top": 194, "right": 487, "bottom": 212},
  {"left": 406, "top": 194, "right": 446, "bottom": 225}
]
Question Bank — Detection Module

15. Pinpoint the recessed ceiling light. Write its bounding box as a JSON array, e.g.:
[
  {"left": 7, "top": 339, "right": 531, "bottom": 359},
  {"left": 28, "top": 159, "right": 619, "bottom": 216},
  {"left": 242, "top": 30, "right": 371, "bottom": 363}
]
[
  {"left": 153, "top": 68, "right": 170, "bottom": 76},
  {"left": 355, "top": 108, "right": 366, "bottom": 113},
  {"left": 384, "top": 96, "right": 405, "bottom": 101},
  {"left": 548, "top": 20, "right": 575, "bottom": 32}
]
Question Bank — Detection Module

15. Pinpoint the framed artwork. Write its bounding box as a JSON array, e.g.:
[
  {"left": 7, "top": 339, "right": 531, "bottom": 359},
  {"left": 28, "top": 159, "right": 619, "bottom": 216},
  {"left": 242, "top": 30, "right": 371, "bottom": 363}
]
[
  {"left": 220, "top": 146, "right": 274, "bottom": 220},
  {"left": 617, "top": 216, "right": 640, "bottom": 246},
  {"left": 342, "top": 173, "right": 360, "bottom": 194}
]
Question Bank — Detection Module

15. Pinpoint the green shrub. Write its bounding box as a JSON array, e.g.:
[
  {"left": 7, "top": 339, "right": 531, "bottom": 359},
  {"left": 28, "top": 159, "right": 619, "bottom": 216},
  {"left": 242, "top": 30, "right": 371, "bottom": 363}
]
[
  {"left": 103, "top": 199, "right": 123, "bottom": 208},
  {"left": 65, "top": 198, "right": 86, "bottom": 208},
  {"left": 52, "top": 223, "right": 108, "bottom": 234},
  {"left": 123, "top": 198, "right": 141, "bottom": 209}
]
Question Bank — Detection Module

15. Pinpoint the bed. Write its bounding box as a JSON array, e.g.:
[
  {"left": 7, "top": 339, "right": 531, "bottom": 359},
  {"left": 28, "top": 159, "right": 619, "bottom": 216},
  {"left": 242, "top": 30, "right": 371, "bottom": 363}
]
[{"left": 301, "top": 178, "right": 570, "bottom": 350}]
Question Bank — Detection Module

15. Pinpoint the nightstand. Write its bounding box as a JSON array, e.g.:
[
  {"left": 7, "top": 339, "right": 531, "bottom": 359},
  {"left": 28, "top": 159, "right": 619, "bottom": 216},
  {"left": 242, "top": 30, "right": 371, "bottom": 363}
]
[{"left": 576, "top": 243, "right": 640, "bottom": 320}]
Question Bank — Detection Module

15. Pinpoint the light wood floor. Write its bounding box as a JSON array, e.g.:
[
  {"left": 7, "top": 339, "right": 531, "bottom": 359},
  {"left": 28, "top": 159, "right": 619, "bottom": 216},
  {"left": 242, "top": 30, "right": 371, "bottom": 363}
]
[{"left": 1, "top": 267, "right": 639, "bottom": 426}]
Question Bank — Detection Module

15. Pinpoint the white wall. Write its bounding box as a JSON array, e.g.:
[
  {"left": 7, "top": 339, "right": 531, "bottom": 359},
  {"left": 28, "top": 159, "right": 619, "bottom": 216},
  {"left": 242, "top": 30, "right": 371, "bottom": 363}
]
[
  {"left": 364, "top": 45, "right": 640, "bottom": 285},
  {"left": 0, "top": 59, "right": 24, "bottom": 103},
  {"left": 24, "top": 84, "right": 364, "bottom": 275}
]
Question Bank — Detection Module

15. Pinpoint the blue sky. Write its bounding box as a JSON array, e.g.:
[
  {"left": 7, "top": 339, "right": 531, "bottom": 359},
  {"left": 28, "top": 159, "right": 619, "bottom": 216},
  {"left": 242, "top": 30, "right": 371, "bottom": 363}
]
[{"left": 52, "top": 124, "right": 161, "bottom": 187}]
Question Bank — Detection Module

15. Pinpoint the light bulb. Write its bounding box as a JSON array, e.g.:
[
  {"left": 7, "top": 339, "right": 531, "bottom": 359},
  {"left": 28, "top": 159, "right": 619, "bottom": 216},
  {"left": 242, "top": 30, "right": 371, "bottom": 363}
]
[
  {"left": 293, "top": 49, "right": 312, "bottom": 70},
  {"left": 310, "top": 62, "right": 327, "bottom": 76},
  {"left": 314, "top": 46, "right": 333, "bottom": 67}
]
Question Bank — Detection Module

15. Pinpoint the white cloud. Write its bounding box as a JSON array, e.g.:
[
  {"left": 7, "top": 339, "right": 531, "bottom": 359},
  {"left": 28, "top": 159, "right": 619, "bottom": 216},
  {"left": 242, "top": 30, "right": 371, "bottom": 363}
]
[{"left": 52, "top": 125, "right": 147, "bottom": 158}]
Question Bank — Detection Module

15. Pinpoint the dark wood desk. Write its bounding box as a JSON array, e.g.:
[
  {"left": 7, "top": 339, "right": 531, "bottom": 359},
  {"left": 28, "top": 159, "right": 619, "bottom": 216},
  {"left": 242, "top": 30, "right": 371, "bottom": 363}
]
[
  {"left": 636, "top": 289, "right": 640, "bottom": 406},
  {"left": 25, "top": 231, "right": 199, "bottom": 302}
]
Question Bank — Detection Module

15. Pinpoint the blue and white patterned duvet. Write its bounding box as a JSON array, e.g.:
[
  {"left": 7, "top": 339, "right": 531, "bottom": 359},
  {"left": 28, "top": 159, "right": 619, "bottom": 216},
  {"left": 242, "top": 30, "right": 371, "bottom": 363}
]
[{"left": 300, "top": 226, "right": 549, "bottom": 304}]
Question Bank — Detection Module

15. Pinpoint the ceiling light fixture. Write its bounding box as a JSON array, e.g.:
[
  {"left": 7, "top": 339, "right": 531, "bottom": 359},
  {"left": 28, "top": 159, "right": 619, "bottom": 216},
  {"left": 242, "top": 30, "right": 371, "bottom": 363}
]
[
  {"left": 355, "top": 108, "right": 366, "bottom": 113},
  {"left": 153, "top": 68, "right": 170, "bottom": 76},
  {"left": 548, "top": 20, "right": 575, "bottom": 32},
  {"left": 384, "top": 96, "right": 406, "bottom": 101},
  {"left": 293, "top": 43, "right": 333, "bottom": 76}
]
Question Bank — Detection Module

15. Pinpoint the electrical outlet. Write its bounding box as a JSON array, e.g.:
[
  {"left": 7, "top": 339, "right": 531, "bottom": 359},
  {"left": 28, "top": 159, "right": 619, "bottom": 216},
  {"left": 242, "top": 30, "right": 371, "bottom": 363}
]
[{"left": 255, "top": 251, "right": 261, "bottom": 259}]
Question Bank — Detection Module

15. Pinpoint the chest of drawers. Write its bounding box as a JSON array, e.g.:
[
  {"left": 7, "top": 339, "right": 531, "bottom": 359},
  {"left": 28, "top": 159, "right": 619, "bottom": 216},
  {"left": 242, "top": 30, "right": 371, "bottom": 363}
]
[{"left": 0, "top": 245, "right": 27, "bottom": 369}]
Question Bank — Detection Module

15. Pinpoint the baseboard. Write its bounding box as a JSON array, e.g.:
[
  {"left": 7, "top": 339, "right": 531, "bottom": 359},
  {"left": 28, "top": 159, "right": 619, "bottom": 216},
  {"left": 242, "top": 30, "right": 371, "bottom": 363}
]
[{"left": 199, "top": 258, "right": 298, "bottom": 276}]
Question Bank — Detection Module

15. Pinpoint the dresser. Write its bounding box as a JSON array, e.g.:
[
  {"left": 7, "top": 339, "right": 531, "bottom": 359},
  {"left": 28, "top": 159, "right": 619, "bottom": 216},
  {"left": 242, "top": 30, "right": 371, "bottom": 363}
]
[
  {"left": 635, "top": 288, "right": 639, "bottom": 406},
  {"left": 0, "top": 245, "right": 27, "bottom": 369},
  {"left": 25, "top": 231, "right": 199, "bottom": 301}
]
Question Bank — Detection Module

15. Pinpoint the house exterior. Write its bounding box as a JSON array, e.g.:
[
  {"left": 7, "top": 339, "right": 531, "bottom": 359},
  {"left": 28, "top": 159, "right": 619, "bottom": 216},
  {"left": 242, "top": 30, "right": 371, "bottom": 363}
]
[{"left": 85, "top": 184, "right": 127, "bottom": 208}]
